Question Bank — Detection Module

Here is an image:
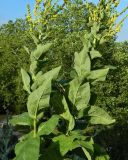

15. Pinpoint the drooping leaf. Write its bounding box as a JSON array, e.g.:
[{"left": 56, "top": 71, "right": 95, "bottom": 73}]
[
  {"left": 15, "top": 136, "right": 40, "bottom": 160},
  {"left": 10, "top": 112, "right": 32, "bottom": 126},
  {"left": 69, "top": 78, "right": 90, "bottom": 111},
  {"left": 38, "top": 115, "right": 60, "bottom": 136},
  {"left": 61, "top": 96, "right": 75, "bottom": 131},
  {"left": 21, "top": 68, "right": 31, "bottom": 94},
  {"left": 88, "top": 106, "right": 115, "bottom": 125}
]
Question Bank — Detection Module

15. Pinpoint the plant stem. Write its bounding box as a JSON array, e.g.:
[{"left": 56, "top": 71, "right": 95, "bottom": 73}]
[{"left": 34, "top": 118, "right": 37, "bottom": 137}]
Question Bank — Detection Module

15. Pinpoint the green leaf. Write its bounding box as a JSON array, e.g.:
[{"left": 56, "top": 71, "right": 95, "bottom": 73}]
[
  {"left": 31, "top": 66, "right": 61, "bottom": 90},
  {"left": 27, "top": 80, "right": 51, "bottom": 119},
  {"left": 32, "top": 43, "right": 52, "bottom": 60},
  {"left": 51, "top": 92, "right": 74, "bottom": 131},
  {"left": 38, "top": 115, "right": 60, "bottom": 136},
  {"left": 79, "top": 138, "right": 94, "bottom": 155},
  {"left": 52, "top": 133, "right": 93, "bottom": 157},
  {"left": 88, "top": 106, "right": 115, "bottom": 125},
  {"left": 61, "top": 96, "right": 75, "bottom": 131},
  {"left": 19, "top": 131, "right": 34, "bottom": 141},
  {"left": 90, "top": 48, "right": 102, "bottom": 59},
  {"left": 99, "top": 37, "right": 107, "bottom": 44},
  {"left": 23, "top": 46, "right": 30, "bottom": 55},
  {"left": 69, "top": 78, "right": 90, "bottom": 111},
  {"left": 70, "top": 130, "right": 86, "bottom": 141},
  {"left": 53, "top": 134, "right": 76, "bottom": 156},
  {"left": 21, "top": 68, "right": 31, "bottom": 94},
  {"left": 105, "top": 65, "right": 117, "bottom": 70},
  {"left": 10, "top": 112, "right": 32, "bottom": 126},
  {"left": 82, "top": 147, "right": 92, "bottom": 160},
  {"left": 74, "top": 46, "right": 91, "bottom": 78},
  {"left": 87, "top": 68, "right": 109, "bottom": 84},
  {"left": 28, "top": 66, "right": 61, "bottom": 119},
  {"left": 30, "top": 61, "right": 38, "bottom": 76},
  {"left": 91, "top": 23, "right": 100, "bottom": 35},
  {"left": 15, "top": 136, "right": 40, "bottom": 160},
  {"left": 95, "top": 155, "right": 110, "bottom": 160},
  {"left": 30, "top": 33, "right": 39, "bottom": 45}
]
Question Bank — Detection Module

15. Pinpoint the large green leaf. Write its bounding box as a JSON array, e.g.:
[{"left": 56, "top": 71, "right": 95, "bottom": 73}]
[
  {"left": 69, "top": 78, "right": 90, "bottom": 111},
  {"left": 27, "top": 79, "right": 51, "bottom": 119},
  {"left": 10, "top": 112, "right": 32, "bottom": 126},
  {"left": 31, "top": 66, "right": 61, "bottom": 90},
  {"left": 61, "top": 96, "right": 75, "bottom": 131},
  {"left": 52, "top": 133, "right": 93, "bottom": 158},
  {"left": 21, "top": 68, "right": 31, "bottom": 94},
  {"left": 74, "top": 46, "right": 91, "bottom": 78},
  {"left": 88, "top": 106, "right": 115, "bottom": 125},
  {"left": 38, "top": 115, "right": 60, "bottom": 136},
  {"left": 28, "top": 66, "right": 61, "bottom": 119},
  {"left": 15, "top": 136, "right": 40, "bottom": 160},
  {"left": 87, "top": 68, "right": 109, "bottom": 84},
  {"left": 52, "top": 134, "right": 76, "bottom": 156},
  {"left": 51, "top": 92, "right": 74, "bottom": 131}
]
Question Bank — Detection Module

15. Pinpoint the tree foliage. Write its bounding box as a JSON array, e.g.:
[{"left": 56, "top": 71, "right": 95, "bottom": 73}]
[{"left": 0, "top": 19, "right": 31, "bottom": 113}]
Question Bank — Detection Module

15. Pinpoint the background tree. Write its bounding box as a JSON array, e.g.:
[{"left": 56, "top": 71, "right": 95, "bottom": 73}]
[{"left": 0, "top": 19, "right": 32, "bottom": 113}]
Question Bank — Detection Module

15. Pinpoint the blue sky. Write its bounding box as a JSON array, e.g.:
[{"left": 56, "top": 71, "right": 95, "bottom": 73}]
[{"left": 0, "top": 0, "right": 128, "bottom": 41}]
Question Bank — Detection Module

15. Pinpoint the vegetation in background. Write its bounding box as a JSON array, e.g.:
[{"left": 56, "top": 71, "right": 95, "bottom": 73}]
[
  {"left": 0, "top": 0, "right": 128, "bottom": 159},
  {"left": 0, "top": 19, "right": 31, "bottom": 113}
]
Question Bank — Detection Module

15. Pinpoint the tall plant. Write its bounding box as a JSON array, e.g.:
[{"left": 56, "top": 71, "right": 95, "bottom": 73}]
[
  {"left": 25, "top": 0, "right": 128, "bottom": 79},
  {"left": 10, "top": 37, "right": 61, "bottom": 159},
  {"left": 10, "top": 22, "right": 115, "bottom": 160}
]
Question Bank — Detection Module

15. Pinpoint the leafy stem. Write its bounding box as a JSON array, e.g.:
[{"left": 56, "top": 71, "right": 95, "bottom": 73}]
[{"left": 34, "top": 118, "right": 37, "bottom": 137}]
